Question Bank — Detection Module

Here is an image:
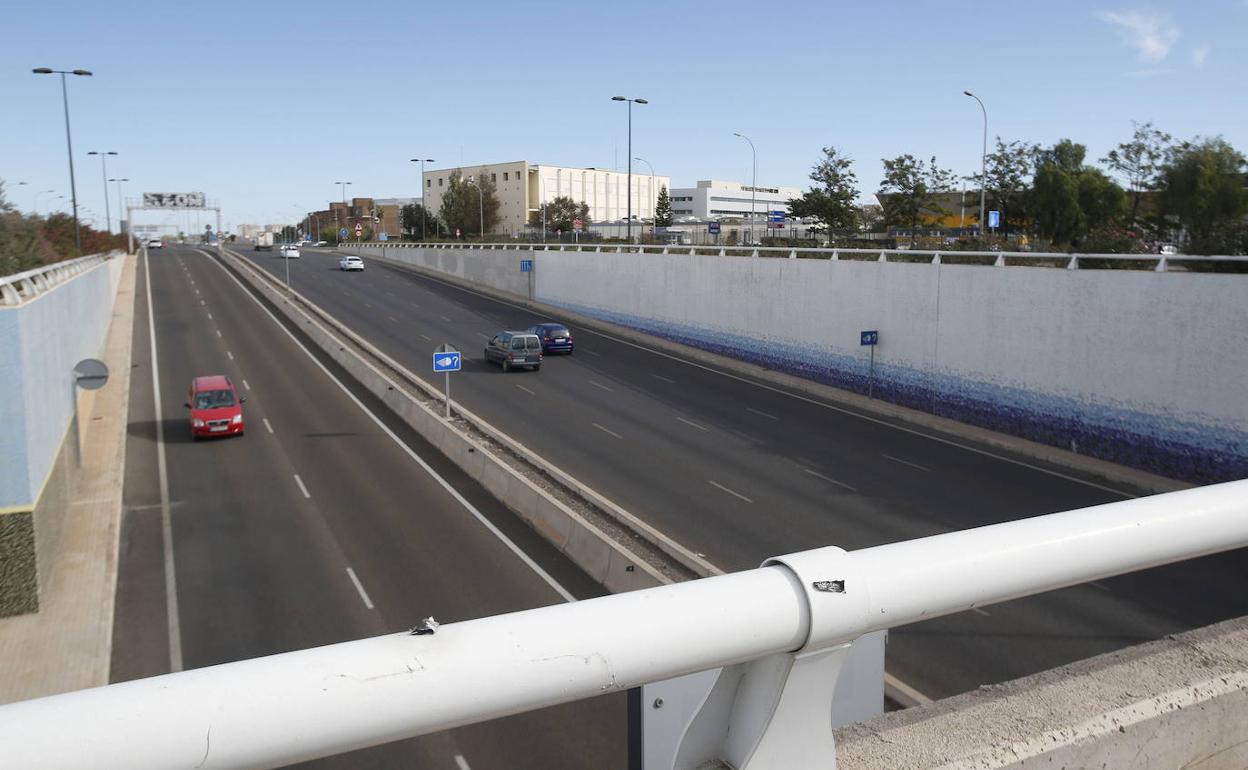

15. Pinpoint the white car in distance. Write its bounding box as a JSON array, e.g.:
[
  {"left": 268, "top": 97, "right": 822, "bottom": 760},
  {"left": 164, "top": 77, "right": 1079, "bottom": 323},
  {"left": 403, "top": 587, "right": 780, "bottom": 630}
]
[
  {"left": 339, "top": 255, "right": 364, "bottom": 272},
  {"left": 279, "top": 244, "right": 301, "bottom": 259}
]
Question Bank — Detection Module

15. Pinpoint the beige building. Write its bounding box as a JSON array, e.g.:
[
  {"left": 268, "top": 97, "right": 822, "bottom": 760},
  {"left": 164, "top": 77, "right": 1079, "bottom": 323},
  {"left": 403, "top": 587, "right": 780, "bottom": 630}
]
[{"left": 423, "top": 161, "right": 671, "bottom": 234}]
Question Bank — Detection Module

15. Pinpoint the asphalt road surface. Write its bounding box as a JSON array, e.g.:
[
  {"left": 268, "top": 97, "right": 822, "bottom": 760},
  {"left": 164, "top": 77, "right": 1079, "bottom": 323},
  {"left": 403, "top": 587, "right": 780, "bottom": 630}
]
[
  {"left": 112, "top": 245, "right": 627, "bottom": 769},
  {"left": 235, "top": 244, "right": 1247, "bottom": 701}
]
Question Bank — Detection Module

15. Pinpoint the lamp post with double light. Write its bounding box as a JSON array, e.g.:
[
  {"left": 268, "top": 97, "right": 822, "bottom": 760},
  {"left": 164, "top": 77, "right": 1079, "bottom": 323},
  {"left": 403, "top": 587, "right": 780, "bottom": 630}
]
[
  {"left": 87, "top": 151, "right": 118, "bottom": 232},
  {"left": 409, "top": 158, "right": 434, "bottom": 240},
  {"left": 611, "top": 96, "right": 647, "bottom": 242},
  {"left": 32, "top": 67, "right": 93, "bottom": 253}
]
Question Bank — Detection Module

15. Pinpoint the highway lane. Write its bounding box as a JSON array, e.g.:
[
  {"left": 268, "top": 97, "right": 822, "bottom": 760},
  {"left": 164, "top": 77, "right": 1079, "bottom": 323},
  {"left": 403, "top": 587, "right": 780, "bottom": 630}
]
[
  {"left": 112, "top": 246, "right": 626, "bottom": 769},
  {"left": 238, "top": 245, "right": 1248, "bottom": 699}
]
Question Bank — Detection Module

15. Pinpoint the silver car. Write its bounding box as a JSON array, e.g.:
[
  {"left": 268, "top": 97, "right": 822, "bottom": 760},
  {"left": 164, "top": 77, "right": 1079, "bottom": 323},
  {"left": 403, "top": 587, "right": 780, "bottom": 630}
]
[
  {"left": 484, "top": 331, "right": 543, "bottom": 372},
  {"left": 339, "top": 255, "right": 364, "bottom": 271}
]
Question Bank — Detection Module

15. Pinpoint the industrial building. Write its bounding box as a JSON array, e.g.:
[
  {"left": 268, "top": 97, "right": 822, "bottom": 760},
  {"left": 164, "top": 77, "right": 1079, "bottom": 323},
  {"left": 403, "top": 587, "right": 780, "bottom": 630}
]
[
  {"left": 422, "top": 162, "right": 671, "bottom": 234},
  {"left": 668, "top": 180, "right": 803, "bottom": 222}
]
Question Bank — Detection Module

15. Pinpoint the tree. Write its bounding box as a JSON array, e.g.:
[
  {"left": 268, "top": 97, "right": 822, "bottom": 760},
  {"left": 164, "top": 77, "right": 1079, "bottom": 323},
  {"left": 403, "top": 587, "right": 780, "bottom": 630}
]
[
  {"left": 531, "top": 195, "right": 589, "bottom": 232},
  {"left": 879, "top": 155, "right": 957, "bottom": 242},
  {"left": 439, "top": 171, "right": 501, "bottom": 237},
  {"left": 1102, "top": 121, "right": 1172, "bottom": 229},
  {"left": 1159, "top": 137, "right": 1247, "bottom": 254},
  {"left": 401, "top": 203, "right": 439, "bottom": 239},
  {"left": 967, "top": 138, "right": 1037, "bottom": 230},
  {"left": 1029, "top": 140, "right": 1127, "bottom": 247},
  {"left": 788, "top": 146, "right": 860, "bottom": 231},
  {"left": 654, "top": 185, "right": 672, "bottom": 228}
]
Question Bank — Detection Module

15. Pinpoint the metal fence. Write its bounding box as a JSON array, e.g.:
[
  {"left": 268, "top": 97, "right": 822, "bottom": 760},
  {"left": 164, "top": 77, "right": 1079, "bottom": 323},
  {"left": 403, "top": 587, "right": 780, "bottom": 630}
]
[{"left": 1, "top": 480, "right": 1246, "bottom": 769}]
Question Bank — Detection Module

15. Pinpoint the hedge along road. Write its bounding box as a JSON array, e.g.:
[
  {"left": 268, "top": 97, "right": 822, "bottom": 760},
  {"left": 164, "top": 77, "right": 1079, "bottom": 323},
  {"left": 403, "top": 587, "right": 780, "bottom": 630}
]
[
  {"left": 236, "top": 245, "right": 1248, "bottom": 702},
  {"left": 112, "top": 245, "right": 626, "bottom": 769}
]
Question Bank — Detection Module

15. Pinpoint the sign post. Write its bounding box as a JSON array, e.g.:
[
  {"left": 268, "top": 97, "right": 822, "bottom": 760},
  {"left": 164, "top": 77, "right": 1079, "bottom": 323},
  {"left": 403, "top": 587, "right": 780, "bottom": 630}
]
[
  {"left": 708, "top": 220, "right": 720, "bottom": 246},
  {"left": 988, "top": 210, "right": 1000, "bottom": 236},
  {"left": 860, "top": 330, "right": 879, "bottom": 399},
  {"left": 432, "top": 345, "right": 461, "bottom": 418}
]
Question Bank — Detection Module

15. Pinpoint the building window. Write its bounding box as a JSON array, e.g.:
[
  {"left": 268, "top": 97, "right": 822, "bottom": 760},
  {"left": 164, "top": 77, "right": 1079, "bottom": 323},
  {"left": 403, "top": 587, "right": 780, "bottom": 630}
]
[
  {"left": 438, "top": 178, "right": 443, "bottom": 187},
  {"left": 426, "top": 179, "right": 431, "bottom": 188},
  {"left": 503, "top": 172, "right": 509, "bottom": 181},
  {"left": 491, "top": 173, "right": 497, "bottom": 182}
]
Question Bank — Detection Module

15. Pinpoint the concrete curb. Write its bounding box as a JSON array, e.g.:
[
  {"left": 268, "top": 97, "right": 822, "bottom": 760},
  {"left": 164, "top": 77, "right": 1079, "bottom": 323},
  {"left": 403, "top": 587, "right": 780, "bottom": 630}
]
[
  {"left": 348, "top": 243, "right": 1188, "bottom": 497},
  {"left": 217, "top": 248, "right": 683, "bottom": 593}
]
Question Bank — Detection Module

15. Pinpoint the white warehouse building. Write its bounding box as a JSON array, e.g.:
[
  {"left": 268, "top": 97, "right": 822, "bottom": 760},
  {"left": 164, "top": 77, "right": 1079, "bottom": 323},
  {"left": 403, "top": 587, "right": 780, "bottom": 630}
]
[
  {"left": 669, "top": 180, "right": 803, "bottom": 222},
  {"left": 423, "top": 161, "right": 671, "bottom": 234}
]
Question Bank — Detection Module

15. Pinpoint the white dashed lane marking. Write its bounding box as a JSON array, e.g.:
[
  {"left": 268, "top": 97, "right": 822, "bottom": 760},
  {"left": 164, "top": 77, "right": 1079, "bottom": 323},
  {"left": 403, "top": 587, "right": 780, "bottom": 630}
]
[
  {"left": 882, "top": 454, "right": 931, "bottom": 472},
  {"left": 262, "top": 418, "right": 273, "bottom": 433},
  {"left": 293, "top": 474, "right": 311, "bottom": 499},
  {"left": 677, "top": 416, "right": 708, "bottom": 432},
  {"left": 803, "top": 468, "right": 857, "bottom": 492},
  {"left": 747, "top": 407, "right": 777, "bottom": 420},
  {"left": 346, "top": 567, "right": 375, "bottom": 609},
  {"left": 708, "top": 480, "right": 753, "bottom": 503},
  {"left": 592, "top": 423, "right": 623, "bottom": 440}
]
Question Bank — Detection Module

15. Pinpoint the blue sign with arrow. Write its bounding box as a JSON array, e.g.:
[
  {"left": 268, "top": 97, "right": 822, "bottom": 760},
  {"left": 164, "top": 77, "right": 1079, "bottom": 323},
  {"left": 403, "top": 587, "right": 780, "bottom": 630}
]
[
  {"left": 860, "top": 330, "right": 879, "bottom": 346},
  {"left": 433, "top": 351, "right": 462, "bottom": 372},
  {"left": 339, "top": 227, "right": 349, "bottom": 239}
]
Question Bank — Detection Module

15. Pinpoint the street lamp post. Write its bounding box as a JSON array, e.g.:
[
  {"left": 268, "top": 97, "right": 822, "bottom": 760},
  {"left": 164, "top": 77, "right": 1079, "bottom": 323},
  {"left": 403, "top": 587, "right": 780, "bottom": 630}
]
[
  {"left": 410, "top": 159, "right": 434, "bottom": 241},
  {"left": 34, "top": 189, "right": 55, "bottom": 215},
  {"left": 964, "top": 90, "right": 988, "bottom": 241},
  {"left": 334, "top": 181, "right": 352, "bottom": 240},
  {"left": 634, "top": 157, "right": 655, "bottom": 236},
  {"left": 733, "top": 132, "right": 757, "bottom": 246},
  {"left": 87, "top": 151, "right": 118, "bottom": 233},
  {"left": 611, "top": 96, "right": 648, "bottom": 243},
  {"left": 33, "top": 67, "right": 93, "bottom": 254},
  {"left": 466, "top": 178, "right": 484, "bottom": 240},
  {"left": 108, "top": 178, "right": 129, "bottom": 234}
]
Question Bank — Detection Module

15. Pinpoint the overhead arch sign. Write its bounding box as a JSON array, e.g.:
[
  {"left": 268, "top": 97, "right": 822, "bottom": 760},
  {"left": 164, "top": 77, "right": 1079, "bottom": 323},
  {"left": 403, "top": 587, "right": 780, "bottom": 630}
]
[{"left": 142, "top": 192, "right": 206, "bottom": 208}]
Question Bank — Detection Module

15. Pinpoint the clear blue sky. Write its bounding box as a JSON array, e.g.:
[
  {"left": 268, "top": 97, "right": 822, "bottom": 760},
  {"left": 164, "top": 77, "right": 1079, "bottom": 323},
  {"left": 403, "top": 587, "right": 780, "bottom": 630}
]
[{"left": 4, "top": 0, "right": 1246, "bottom": 229}]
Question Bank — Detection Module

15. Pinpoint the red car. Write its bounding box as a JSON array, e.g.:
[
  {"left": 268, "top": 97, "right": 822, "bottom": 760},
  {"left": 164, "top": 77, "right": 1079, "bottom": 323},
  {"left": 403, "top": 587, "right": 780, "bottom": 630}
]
[{"left": 185, "top": 375, "right": 245, "bottom": 439}]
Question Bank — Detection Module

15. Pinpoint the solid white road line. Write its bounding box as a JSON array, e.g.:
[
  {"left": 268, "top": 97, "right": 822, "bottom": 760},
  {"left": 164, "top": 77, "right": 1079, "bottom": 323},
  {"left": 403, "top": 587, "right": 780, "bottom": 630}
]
[
  {"left": 346, "top": 567, "right": 375, "bottom": 609},
  {"left": 592, "top": 422, "right": 623, "bottom": 439},
  {"left": 210, "top": 251, "right": 578, "bottom": 603},
  {"left": 803, "top": 467, "right": 857, "bottom": 492},
  {"left": 262, "top": 418, "right": 274, "bottom": 434},
  {"left": 144, "top": 252, "right": 184, "bottom": 673},
  {"left": 293, "top": 474, "right": 311, "bottom": 499},
  {"left": 454, "top": 755, "right": 472, "bottom": 770},
  {"left": 1090, "top": 581, "right": 1112, "bottom": 592},
  {"left": 708, "top": 480, "right": 753, "bottom": 503},
  {"left": 515, "top": 384, "right": 536, "bottom": 395},
  {"left": 677, "top": 416, "right": 708, "bottom": 432},
  {"left": 588, "top": 380, "right": 614, "bottom": 392},
  {"left": 746, "top": 407, "right": 777, "bottom": 420},
  {"left": 882, "top": 453, "right": 931, "bottom": 472},
  {"left": 650, "top": 373, "right": 675, "bottom": 384}
]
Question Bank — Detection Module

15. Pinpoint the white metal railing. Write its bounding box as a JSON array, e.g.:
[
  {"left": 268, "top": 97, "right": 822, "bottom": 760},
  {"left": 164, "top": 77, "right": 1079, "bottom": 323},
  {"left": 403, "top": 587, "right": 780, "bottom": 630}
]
[
  {"left": 1, "top": 480, "right": 1246, "bottom": 769},
  {"left": 346, "top": 241, "right": 1248, "bottom": 271},
  {"left": 0, "top": 251, "right": 117, "bottom": 306}
]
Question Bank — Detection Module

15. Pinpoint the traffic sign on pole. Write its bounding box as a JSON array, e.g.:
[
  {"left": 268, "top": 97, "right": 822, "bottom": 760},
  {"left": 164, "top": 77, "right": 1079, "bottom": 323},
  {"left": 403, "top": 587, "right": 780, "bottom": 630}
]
[
  {"left": 339, "top": 228, "right": 348, "bottom": 239},
  {"left": 433, "top": 345, "right": 460, "bottom": 418}
]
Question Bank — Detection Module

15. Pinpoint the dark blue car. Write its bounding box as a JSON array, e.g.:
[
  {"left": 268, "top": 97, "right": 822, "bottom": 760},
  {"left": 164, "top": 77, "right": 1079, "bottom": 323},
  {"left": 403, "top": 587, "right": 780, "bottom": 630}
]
[{"left": 528, "top": 323, "right": 574, "bottom": 354}]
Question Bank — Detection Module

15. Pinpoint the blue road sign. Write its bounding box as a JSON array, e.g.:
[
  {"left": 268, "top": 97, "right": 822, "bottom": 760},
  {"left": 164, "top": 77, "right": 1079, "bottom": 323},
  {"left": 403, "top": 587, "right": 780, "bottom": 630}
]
[
  {"left": 433, "top": 351, "right": 461, "bottom": 372},
  {"left": 379, "top": 231, "right": 389, "bottom": 242},
  {"left": 708, "top": 221, "right": 721, "bottom": 234},
  {"left": 768, "top": 210, "right": 785, "bottom": 222},
  {"left": 520, "top": 259, "right": 534, "bottom": 272},
  {"left": 860, "top": 330, "right": 879, "bottom": 346},
  {"left": 339, "top": 228, "right": 349, "bottom": 239},
  {"left": 988, "top": 210, "right": 1000, "bottom": 229}
]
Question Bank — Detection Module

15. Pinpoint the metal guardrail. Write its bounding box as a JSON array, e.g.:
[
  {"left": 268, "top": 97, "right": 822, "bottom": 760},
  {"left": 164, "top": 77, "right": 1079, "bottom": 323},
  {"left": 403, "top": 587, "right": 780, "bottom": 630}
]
[
  {"left": 0, "top": 252, "right": 118, "bottom": 306},
  {"left": 2, "top": 479, "right": 1246, "bottom": 769},
  {"left": 349, "top": 242, "right": 1248, "bottom": 272}
]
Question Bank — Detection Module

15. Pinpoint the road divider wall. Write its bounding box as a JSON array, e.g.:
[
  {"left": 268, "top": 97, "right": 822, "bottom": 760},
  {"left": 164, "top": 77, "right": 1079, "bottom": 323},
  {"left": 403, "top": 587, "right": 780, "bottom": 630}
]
[
  {"left": 348, "top": 244, "right": 1247, "bottom": 485},
  {"left": 219, "top": 248, "right": 713, "bottom": 594},
  {"left": 0, "top": 254, "right": 125, "bottom": 617}
]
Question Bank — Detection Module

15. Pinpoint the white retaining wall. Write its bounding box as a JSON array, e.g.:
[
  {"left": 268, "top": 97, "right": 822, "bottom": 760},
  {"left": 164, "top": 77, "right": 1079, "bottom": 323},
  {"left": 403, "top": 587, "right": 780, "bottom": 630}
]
[
  {"left": 0, "top": 257, "right": 125, "bottom": 509},
  {"left": 350, "top": 245, "right": 1248, "bottom": 483}
]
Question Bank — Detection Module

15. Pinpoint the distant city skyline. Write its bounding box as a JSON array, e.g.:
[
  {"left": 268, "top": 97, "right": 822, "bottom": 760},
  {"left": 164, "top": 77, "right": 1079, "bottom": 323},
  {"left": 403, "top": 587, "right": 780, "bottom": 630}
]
[{"left": 4, "top": 0, "right": 1245, "bottom": 230}]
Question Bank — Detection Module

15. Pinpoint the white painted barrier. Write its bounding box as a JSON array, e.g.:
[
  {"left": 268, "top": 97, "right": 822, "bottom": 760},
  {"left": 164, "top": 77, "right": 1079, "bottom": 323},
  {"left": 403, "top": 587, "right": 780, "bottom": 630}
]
[{"left": 1, "top": 479, "right": 1246, "bottom": 769}]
